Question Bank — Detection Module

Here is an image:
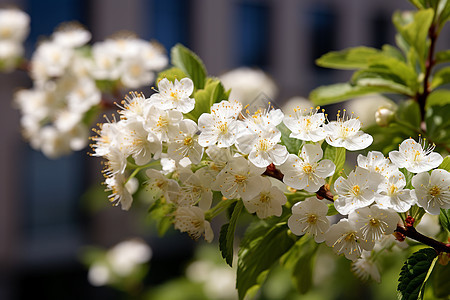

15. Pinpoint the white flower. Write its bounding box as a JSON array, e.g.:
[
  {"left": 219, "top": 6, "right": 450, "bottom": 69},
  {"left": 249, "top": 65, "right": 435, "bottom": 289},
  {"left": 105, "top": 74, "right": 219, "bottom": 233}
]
[
  {"left": 239, "top": 104, "right": 284, "bottom": 133},
  {"left": 118, "top": 91, "right": 148, "bottom": 123},
  {"left": 375, "top": 171, "right": 415, "bottom": 212},
  {"left": 148, "top": 78, "right": 195, "bottom": 113},
  {"left": 198, "top": 100, "right": 242, "bottom": 148},
  {"left": 167, "top": 119, "right": 204, "bottom": 164},
  {"left": 39, "top": 126, "right": 72, "bottom": 158},
  {"left": 120, "top": 121, "right": 162, "bottom": 165},
  {"left": 351, "top": 251, "right": 381, "bottom": 283},
  {"left": 324, "top": 110, "right": 373, "bottom": 151},
  {"left": 213, "top": 156, "right": 265, "bottom": 200},
  {"left": 357, "top": 151, "right": 398, "bottom": 179},
  {"left": 105, "top": 173, "right": 134, "bottom": 210},
  {"left": 0, "top": 41, "right": 23, "bottom": 71},
  {"left": 52, "top": 23, "right": 91, "bottom": 48},
  {"left": 283, "top": 107, "right": 327, "bottom": 142},
  {"left": 143, "top": 105, "right": 182, "bottom": 142},
  {"left": 288, "top": 196, "right": 330, "bottom": 242},
  {"left": 0, "top": 8, "right": 29, "bottom": 43},
  {"left": 173, "top": 206, "right": 213, "bottom": 242},
  {"left": 31, "top": 40, "right": 73, "bottom": 79},
  {"left": 243, "top": 177, "right": 287, "bottom": 219},
  {"left": 90, "top": 42, "right": 120, "bottom": 80},
  {"left": 141, "top": 41, "right": 168, "bottom": 70},
  {"left": 66, "top": 78, "right": 101, "bottom": 114},
  {"left": 279, "top": 144, "right": 335, "bottom": 192},
  {"left": 91, "top": 121, "right": 123, "bottom": 157},
  {"left": 104, "top": 147, "right": 128, "bottom": 175},
  {"left": 88, "top": 262, "right": 111, "bottom": 286},
  {"left": 349, "top": 205, "right": 399, "bottom": 250},
  {"left": 177, "top": 168, "right": 213, "bottom": 210},
  {"left": 324, "top": 218, "right": 366, "bottom": 261},
  {"left": 236, "top": 126, "right": 288, "bottom": 168},
  {"left": 145, "top": 169, "right": 181, "bottom": 203},
  {"left": 119, "top": 57, "right": 155, "bottom": 88},
  {"left": 389, "top": 137, "right": 443, "bottom": 173},
  {"left": 412, "top": 169, "right": 450, "bottom": 215},
  {"left": 334, "top": 167, "right": 382, "bottom": 215},
  {"left": 106, "top": 239, "right": 152, "bottom": 277}
]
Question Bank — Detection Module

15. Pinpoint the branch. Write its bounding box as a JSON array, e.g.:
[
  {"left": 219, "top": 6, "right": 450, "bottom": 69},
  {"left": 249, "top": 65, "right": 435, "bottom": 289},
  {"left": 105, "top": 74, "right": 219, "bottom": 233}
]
[{"left": 395, "top": 222, "right": 450, "bottom": 254}]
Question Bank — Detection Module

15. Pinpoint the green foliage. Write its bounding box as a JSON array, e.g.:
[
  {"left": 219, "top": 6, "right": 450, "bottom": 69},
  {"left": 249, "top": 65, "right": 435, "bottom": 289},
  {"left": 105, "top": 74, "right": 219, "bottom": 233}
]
[
  {"left": 277, "top": 123, "right": 303, "bottom": 154},
  {"left": 323, "top": 144, "right": 346, "bottom": 186},
  {"left": 396, "top": 99, "right": 422, "bottom": 129},
  {"left": 435, "top": 49, "right": 450, "bottom": 63},
  {"left": 397, "top": 248, "right": 439, "bottom": 300},
  {"left": 219, "top": 201, "right": 243, "bottom": 267},
  {"left": 400, "top": 168, "right": 415, "bottom": 190},
  {"left": 148, "top": 198, "right": 176, "bottom": 236},
  {"left": 237, "top": 221, "right": 296, "bottom": 300},
  {"left": 309, "top": 83, "right": 388, "bottom": 106},
  {"left": 425, "top": 89, "right": 450, "bottom": 108},
  {"left": 439, "top": 155, "right": 450, "bottom": 171},
  {"left": 439, "top": 209, "right": 450, "bottom": 232},
  {"left": 327, "top": 203, "right": 339, "bottom": 216},
  {"left": 280, "top": 236, "right": 319, "bottom": 294},
  {"left": 425, "top": 103, "right": 450, "bottom": 146},
  {"left": 171, "top": 44, "right": 207, "bottom": 90},
  {"left": 316, "top": 46, "right": 385, "bottom": 69},
  {"left": 431, "top": 262, "right": 450, "bottom": 298},
  {"left": 156, "top": 67, "right": 187, "bottom": 83},
  {"left": 185, "top": 78, "right": 228, "bottom": 122},
  {"left": 430, "top": 67, "right": 450, "bottom": 89}
]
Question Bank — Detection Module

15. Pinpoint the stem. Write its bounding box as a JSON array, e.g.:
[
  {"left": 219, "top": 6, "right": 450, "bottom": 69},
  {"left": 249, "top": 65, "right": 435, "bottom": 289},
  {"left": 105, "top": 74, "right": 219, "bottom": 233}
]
[
  {"left": 416, "top": 23, "right": 438, "bottom": 121},
  {"left": 205, "top": 198, "right": 238, "bottom": 220},
  {"left": 395, "top": 224, "right": 450, "bottom": 253}
]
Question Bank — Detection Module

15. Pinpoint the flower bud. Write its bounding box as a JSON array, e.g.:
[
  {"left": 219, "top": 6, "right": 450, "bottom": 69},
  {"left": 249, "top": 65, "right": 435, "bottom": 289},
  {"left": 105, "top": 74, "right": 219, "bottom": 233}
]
[{"left": 375, "top": 105, "right": 395, "bottom": 127}]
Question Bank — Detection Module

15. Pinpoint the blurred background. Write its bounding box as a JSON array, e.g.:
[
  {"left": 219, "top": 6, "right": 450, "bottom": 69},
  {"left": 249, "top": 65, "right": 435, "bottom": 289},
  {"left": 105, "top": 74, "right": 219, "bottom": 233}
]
[{"left": 1, "top": 0, "right": 446, "bottom": 299}]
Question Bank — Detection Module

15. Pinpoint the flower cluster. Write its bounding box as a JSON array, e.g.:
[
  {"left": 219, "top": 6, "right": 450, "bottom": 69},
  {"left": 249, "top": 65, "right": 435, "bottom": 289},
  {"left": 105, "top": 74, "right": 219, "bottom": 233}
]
[
  {"left": 13, "top": 21, "right": 167, "bottom": 158},
  {"left": 0, "top": 8, "right": 29, "bottom": 71}
]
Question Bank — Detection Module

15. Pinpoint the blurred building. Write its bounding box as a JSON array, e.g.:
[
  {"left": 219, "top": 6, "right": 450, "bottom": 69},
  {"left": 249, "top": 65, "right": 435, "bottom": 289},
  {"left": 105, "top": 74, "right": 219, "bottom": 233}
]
[{"left": 0, "top": 0, "right": 446, "bottom": 299}]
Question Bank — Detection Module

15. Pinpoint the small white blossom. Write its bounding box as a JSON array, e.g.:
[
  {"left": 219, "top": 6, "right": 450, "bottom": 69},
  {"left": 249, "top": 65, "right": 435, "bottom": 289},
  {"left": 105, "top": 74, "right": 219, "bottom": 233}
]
[
  {"left": 283, "top": 107, "right": 327, "bottom": 142},
  {"left": 198, "top": 100, "right": 242, "bottom": 148},
  {"left": 167, "top": 119, "right": 204, "bottom": 164},
  {"left": 148, "top": 78, "right": 195, "bottom": 113},
  {"left": 213, "top": 156, "right": 265, "bottom": 200},
  {"left": 145, "top": 169, "right": 181, "bottom": 203},
  {"left": 349, "top": 205, "right": 399, "bottom": 250},
  {"left": 357, "top": 151, "right": 398, "bottom": 179},
  {"left": 120, "top": 121, "right": 161, "bottom": 165},
  {"left": 351, "top": 251, "right": 381, "bottom": 283},
  {"left": 412, "top": 169, "right": 450, "bottom": 215},
  {"left": 118, "top": 91, "right": 148, "bottom": 123},
  {"left": 177, "top": 168, "right": 213, "bottom": 210},
  {"left": 334, "top": 167, "right": 382, "bottom": 215},
  {"left": 389, "top": 137, "right": 443, "bottom": 173},
  {"left": 239, "top": 104, "right": 284, "bottom": 133},
  {"left": 0, "top": 8, "right": 30, "bottom": 43},
  {"left": 375, "top": 171, "right": 415, "bottom": 212},
  {"left": 280, "top": 144, "right": 335, "bottom": 192},
  {"left": 52, "top": 23, "right": 91, "bottom": 48},
  {"left": 119, "top": 57, "right": 155, "bottom": 88},
  {"left": 243, "top": 177, "right": 287, "bottom": 219},
  {"left": 105, "top": 173, "right": 134, "bottom": 210},
  {"left": 324, "top": 110, "right": 373, "bottom": 151},
  {"left": 106, "top": 239, "right": 152, "bottom": 277},
  {"left": 288, "top": 196, "right": 330, "bottom": 242},
  {"left": 324, "top": 218, "right": 367, "bottom": 261},
  {"left": 173, "top": 206, "right": 213, "bottom": 242},
  {"left": 143, "top": 105, "right": 182, "bottom": 142}
]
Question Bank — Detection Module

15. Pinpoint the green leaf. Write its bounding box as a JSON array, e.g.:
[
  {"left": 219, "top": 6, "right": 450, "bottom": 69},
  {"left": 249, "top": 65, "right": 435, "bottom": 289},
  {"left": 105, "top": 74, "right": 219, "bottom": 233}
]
[
  {"left": 280, "top": 236, "right": 319, "bottom": 294},
  {"left": 323, "top": 144, "right": 346, "bottom": 186},
  {"left": 408, "top": 0, "right": 426, "bottom": 9},
  {"left": 396, "top": 99, "right": 422, "bottom": 129},
  {"left": 219, "top": 201, "right": 243, "bottom": 267},
  {"left": 435, "top": 50, "right": 450, "bottom": 63},
  {"left": 148, "top": 198, "right": 176, "bottom": 236},
  {"left": 438, "top": 0, "right": 450, "bottom": 27},
  {"left": 425, "top": 103, "right": 450, "bottom": 144},
  {"left": 400, "top": 168, "right": 415, "bottom": 190},
  {"left": 327, "top": 203, "right": 339, "bottom": 216},
  {"left": 277, "top": 123, "right": 303, "bottom": 154},
  {"left": 316, "top": 47, "right": 383, "bottom": 69},
  {"left": 354, "top": 78, "right": 414, "bottom": 95},
  {"left": 425, "top": 89, "right": 450, "bottom": 109},
  {"left": 398, "top": 248, "right": 438, "bottom": 300},
  {"left": 432, "top": 262, "right": 450, "bottom": 298},
  {"left": 381, "top": 44, "right": 406, "bottom": 62},
  {"left": 431, "top": 67, "right": 450, "bottom": 89},
  {"left": 156, "top": 67, "right": 187, "bottom": 84},
  {"left": 309, "top": 83, "right": 390, "bottom": 106},
  {"left": 393, "top": 9, "right": 434, "bottom": 64},
  {"left": 171, "top": 44, "right": 207, "bottom": 90},
  {"left": 439, "top": 209, "right": 450, "bottom": 232},
  {"left": 237, "top": 222, "right": 295, "bottom": 300},
  {"left": 186, "top": 78, "right": 228, "bottom": 122},
  {"left": 439, "top": 156, "right": 450, "bottom": 171}
]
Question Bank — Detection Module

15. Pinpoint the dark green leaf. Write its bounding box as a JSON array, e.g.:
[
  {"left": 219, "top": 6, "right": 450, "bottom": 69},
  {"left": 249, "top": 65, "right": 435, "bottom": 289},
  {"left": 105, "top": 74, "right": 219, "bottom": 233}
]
[
  {"left": 237, "top": 222, "right": 295, "bottom": 300},
  {"left": 171, "top": 44, "right": 207, "bottom": 90},
  {"left": 381, "top": 44, "right": 406, "bottom": 62},
  {"left": 425, "top": 103, "right": 450, "bottom": 143},
  {"left": 439, "top": 156, "right": 450, "bottom": 171},
  {"left": 277, "top": 123, "right": 303, "bottom": 154},
  {"left": 219, "top": 201, "right": 243, "bottom": 267},
  {"left": 354, "top": 78, "right": 414, "bottom": 95},
  {"left": 408, "top": 0, "right": 426, "bottom": 9},
  {"left": 280, "top": 236, "right": 319, "bottom": 294},
  {"left": 316, "top": 47, "right": 383, "bottom": 69},
  {"left": 309, "top": 83, "right": 390, "bottom": 106},
  {"left": 400, "top": 168, "right": 414, "bottom": 190},
  {"left": 323, "top": 144, "right": 346, "bottom": 186},
  {"left": 396, "top": 99, "right": 422, "bottom": 128},
  {"left": 365, "top": 123, "right": 414, "bottom": 155},
  {"left": 398, "top": 248, "right": 438, "bottom": 300},
  {"left": 425, "top": 89, "right": 450, "bottom": 109},
  {"left": 156, "top": 67, "right": 187, "bottom": 84},
  {"left": 439, "top": 209, "right": 450, "bottom": 232}
]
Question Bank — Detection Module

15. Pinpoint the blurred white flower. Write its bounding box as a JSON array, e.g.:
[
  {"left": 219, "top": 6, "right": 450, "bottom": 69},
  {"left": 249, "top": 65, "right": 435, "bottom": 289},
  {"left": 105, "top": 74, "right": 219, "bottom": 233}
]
[
  {"left": 106, "top": 239, "right": 152, "bottom": 276},
  {"left": 412, "top": 169, "right": 450, "bottom": 215}
]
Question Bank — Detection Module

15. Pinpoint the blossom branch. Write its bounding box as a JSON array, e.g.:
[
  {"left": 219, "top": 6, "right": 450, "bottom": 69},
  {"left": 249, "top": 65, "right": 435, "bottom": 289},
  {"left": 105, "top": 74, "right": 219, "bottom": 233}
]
[{"left": 395, "top": 221, "right": 450, "bottom": 253}]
